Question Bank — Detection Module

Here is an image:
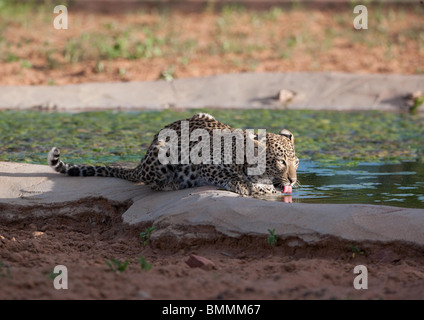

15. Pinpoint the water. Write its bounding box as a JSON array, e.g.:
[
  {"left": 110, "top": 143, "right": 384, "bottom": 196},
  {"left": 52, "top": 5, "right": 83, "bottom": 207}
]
[{"left": 292, "top": 161, "right": 424, "bottom": 209}]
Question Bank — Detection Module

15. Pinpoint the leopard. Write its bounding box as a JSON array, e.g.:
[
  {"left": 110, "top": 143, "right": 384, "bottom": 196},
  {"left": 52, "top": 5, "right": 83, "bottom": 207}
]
[{"left": 48, "top": 113, "right": 299, "bottom": 196}]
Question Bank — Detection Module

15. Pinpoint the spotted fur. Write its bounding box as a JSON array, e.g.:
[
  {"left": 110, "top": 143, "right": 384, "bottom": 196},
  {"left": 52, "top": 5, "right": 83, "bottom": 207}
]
[{"left": 48, "top": 113, "right": 299, "bottom": 196}]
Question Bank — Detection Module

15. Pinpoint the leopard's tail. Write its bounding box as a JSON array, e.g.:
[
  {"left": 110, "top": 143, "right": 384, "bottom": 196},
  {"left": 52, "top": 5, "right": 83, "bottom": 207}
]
[{"left": 48, "top": 147, "right": 139, "bottom": 182}]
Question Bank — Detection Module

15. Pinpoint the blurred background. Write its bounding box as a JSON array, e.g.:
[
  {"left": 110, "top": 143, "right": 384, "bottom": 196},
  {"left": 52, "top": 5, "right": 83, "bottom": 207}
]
[{"left": 0, "top": 0, "right": 422, "bottom": 86}]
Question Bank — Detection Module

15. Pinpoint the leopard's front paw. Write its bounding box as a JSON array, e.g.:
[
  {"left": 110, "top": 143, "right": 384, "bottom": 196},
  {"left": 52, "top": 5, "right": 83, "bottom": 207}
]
[
  {"left": 250, "top": 184, "right": 278, "bottom": 195},
  {"left": 226, "top": 181, "right": 252, "bottom": 196}
]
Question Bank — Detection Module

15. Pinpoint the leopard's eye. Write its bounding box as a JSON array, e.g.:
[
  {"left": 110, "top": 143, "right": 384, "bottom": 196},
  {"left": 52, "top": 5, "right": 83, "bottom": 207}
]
[{"left": 279, "top": 160, "right": 287, "bottom": 167}]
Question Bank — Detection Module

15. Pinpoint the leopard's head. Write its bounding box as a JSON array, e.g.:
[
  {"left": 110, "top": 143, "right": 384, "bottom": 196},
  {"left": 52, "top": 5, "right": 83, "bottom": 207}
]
[{"left": 265, "top": 129, "right": 299, "bottom": 189}]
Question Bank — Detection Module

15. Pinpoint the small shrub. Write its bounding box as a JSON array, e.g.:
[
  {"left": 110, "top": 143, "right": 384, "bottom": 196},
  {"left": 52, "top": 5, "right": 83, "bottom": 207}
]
[
  {"left": 105, "top": 259, "right": 129, "bottom": 272},
  {"left": 0, "top": 261, "right": 11, "bottom": 278},
  {"left": 138, "top": 255, "right": 152, "bottom": 271},
  {"left": 349, "top": 244, "right": 365, "bottom": 258},
  {"left": 267, "top": 229, "right": 278, "bottom": 247},
  {"left": 140, "top": 226, "right": 157, "bottom": 246}
]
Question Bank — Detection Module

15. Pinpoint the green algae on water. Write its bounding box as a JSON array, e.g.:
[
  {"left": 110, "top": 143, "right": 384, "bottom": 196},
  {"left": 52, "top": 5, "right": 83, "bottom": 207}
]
[{"left": 0, "top": 109, "right": 423, "bottom": 165}]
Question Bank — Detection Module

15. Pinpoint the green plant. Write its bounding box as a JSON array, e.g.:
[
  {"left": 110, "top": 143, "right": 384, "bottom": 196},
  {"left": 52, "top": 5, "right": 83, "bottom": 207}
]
[
  {"left": 5, "top": 53, "right": 19, "bottom": 62},
  {"left": 44, "top": 48, "right": 60, "bottom": 69},
  {"left": 260, "top": 7, "right": 283, "bottom": 22},
  {"left": 179, "top": 57, "right": 189, "bottom": 66},
  {"left": 349, "top": 244, "right": 365, "bottom": 258},
  {"left": 105, "top": 259, "right": 129, "bottom": 272},
  {"left": 138, "top": 255, "right": 152, "bottom": 271},
  {"left": 267, "top": 229, "right": 278, "bottom": 247},
  {"left": 0, "top": 261, "right": 11, "bottom": 278},
  {"left": 64, "top": 33, "right": 91, "bottom": 63},
  {"left": 410, "top": 95, "right": 424, "bottom": 115},
  {"left": 132, "top": 27, "right": 164, "bottom": 59},
  {"left": 118, "top": 67, "right": 126, "bottom": 76},
  {"left": 21, "top": 60, "right": 32, "bottom": 69},
  {"left": 140, "top": 226, "right": 157, "bottom": 246},
  {"left": 47, "top": 269, "right": 57, "bottom": 279},
  {"left": 159, "top": 65, "right": 175, "bottom": 81},
  {"left": 96, "top": 61, "right": 105, "bottom": 73}
]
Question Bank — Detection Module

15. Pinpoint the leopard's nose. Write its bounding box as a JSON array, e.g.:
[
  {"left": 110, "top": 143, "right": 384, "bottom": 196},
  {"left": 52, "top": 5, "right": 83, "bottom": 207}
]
[{"left": 288, "top": 177, "right": 296, "bottom": 186}]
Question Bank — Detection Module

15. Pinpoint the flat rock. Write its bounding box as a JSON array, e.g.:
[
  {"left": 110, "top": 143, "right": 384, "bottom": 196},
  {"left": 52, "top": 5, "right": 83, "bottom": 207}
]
[
  {"left": 0, "top": 72, "right": 423, "bottom": 113},
  {"left": 1, "top": 162, "right": 424, "bottom": 247}
]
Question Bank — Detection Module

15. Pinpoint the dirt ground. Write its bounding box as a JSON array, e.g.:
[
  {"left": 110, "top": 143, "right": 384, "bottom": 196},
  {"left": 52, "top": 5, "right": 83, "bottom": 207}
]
[
  {"left": 1, "top": 210, "right": 424, "bottom": 300},
  {"left": 0, "top": 3, "right": 423, "bottom": 85}
]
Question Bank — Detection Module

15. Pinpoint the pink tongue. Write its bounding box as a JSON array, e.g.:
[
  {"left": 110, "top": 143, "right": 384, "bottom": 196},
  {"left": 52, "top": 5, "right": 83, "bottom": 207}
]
[{"left": 283, "top": 186, "right": 292, "bottom": 194}]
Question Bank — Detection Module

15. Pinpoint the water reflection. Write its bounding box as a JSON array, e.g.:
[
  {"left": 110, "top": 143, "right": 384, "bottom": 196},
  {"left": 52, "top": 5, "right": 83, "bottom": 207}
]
[
  {"left": 283, "top": 195, "right": 292, "bottom": 203},
  {"left": 286, "top": 161, "right": 424, "bottom": 209}
]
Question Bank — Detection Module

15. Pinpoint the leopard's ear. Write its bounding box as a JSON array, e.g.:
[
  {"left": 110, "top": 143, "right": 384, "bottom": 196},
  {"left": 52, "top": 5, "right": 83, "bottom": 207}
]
[
  {"left": 279, "top": 129, "right": 294, "bottom": 143},
  {"left": 246, "top": 130, "right": 267, "bottom": 148},
  {"left": 246, "top": 130, "right": 266, "bottom": 146}
]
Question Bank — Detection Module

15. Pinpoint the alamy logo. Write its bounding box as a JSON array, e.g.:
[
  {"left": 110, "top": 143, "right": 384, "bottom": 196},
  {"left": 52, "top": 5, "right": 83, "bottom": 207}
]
[
  {"left": 353, "top": 5, "right": 368, "bottom": 30},
  {"left": 53, "top": 5, "right": 68, "bottom": 30},
  {"left": 53, "top": 265, "right": 68, "bottom": 290},
  {"left": 157, "top": 121, "right": 267, "bottom": 175},
  {"left": 353, "top": 265, "right": 368, "bottom": 290}
]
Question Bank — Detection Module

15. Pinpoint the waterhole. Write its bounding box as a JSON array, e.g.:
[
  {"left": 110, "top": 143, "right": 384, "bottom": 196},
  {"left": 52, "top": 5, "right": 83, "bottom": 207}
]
[{"left": 291, "top": 160, "right": 424, "bottom": 209}]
